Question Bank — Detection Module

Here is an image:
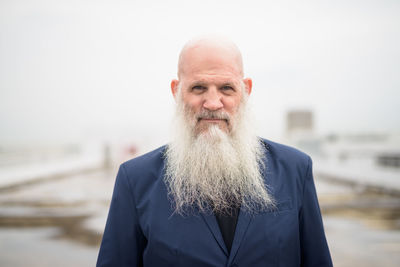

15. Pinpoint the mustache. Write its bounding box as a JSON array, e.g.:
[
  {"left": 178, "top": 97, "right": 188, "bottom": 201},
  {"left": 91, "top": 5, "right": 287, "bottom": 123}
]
[{"left": 196, "top": 110, "right": 230, "bottom": 122}]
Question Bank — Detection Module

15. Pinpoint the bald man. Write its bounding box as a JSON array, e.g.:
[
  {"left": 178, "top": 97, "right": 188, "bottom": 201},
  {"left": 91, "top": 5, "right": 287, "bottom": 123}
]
[{"left": 97, "top": 37, "right": 333, "bottom": 267}]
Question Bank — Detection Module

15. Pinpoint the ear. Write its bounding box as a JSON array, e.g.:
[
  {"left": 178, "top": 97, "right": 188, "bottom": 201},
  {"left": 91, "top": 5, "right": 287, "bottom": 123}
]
[
  {"left": 243, "top": 78, "right": 252, "bottom": 96},
  {"left": 171, "top": 79, "right": 179, "bottom": 98}
]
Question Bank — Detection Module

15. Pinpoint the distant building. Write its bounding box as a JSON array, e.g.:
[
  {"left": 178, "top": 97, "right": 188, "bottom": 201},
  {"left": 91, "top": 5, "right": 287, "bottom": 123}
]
[
  {"left": 286, "top": 110, "right": 314, "bottom": 135},
  {"left": 285, "top": 110, "right": 320, "bottom": 155},
  {"left": 377, "top": 153, "right": 400, "bottom": 168}
]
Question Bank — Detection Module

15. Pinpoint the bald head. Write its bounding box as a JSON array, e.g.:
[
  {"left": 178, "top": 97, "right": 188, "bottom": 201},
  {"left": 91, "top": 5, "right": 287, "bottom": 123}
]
[{"left": 177, "top": 37, "right": 244, "bottom": 79}]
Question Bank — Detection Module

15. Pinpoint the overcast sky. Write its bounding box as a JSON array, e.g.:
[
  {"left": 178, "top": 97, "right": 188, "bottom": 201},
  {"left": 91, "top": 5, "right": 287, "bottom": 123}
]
[{"left": 1, "top": 0, "right": 399, "bottom": 147}]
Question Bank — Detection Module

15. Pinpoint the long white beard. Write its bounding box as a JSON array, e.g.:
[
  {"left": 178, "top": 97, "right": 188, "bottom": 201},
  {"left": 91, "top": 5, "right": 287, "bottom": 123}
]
[{"left": 164, "top": 96, "right": 275, "bottom": 215}]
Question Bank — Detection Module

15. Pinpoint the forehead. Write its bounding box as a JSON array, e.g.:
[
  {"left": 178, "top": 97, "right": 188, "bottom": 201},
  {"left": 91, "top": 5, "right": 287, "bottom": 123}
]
[{"left": 179, "top": 43, "right": 243, "bottom": 82}]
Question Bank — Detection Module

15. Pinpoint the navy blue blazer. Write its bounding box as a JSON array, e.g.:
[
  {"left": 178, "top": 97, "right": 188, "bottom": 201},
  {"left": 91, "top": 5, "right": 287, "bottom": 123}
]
[{"left": 97, "top": 139, "right": 333, "bottom": 267}]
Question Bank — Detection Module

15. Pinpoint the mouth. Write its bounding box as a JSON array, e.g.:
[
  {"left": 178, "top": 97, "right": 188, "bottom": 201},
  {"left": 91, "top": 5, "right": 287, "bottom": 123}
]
[
  {"left": 198, "top": 118, "right": 228, "bottom": 124},
  {"left": 194, "top": 117, "right": 231, "bottom": 134}
]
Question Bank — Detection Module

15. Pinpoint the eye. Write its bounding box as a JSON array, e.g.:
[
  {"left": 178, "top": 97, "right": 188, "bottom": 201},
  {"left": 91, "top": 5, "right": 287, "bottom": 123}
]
[
  {"left": 191, "top": 85, "right": 206, "bottom": 92},
  {"left": 221, "top": 85, "right": 235, "bottom": 91}
]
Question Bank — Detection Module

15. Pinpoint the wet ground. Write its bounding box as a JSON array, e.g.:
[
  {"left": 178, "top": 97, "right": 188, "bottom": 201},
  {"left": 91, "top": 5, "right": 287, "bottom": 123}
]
[
  {"left": 0, "top": 169, "right": 112, "bottom": 266},
  {"left": 316, "top": 179, "right": 400, "bottom": 266},
  {"left": 0, "top": 169, "right": 399, "bottom": 266}
]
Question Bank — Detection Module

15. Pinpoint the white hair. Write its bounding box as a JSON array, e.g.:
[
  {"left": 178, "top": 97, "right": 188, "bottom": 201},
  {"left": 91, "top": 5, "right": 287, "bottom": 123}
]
[{"left": 164, "top": 86, "right": 275, "bottom": 215}]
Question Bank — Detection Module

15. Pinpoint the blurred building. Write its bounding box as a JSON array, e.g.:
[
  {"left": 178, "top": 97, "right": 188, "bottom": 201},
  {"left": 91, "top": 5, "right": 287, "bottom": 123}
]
[
  {"left": 285, "top": 110, "right": 322, "bottom": 156},
  {"left": 286, "top": 110, "right": 314, "bottom": 135},
  {"left": 284, "top": 109, "right": 400, "bottom": 194}
]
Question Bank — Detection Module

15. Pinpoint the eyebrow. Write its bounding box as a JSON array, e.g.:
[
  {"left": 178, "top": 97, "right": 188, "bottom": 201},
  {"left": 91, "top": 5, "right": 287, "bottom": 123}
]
[{"left": 190, "top": 80, "right": 237, "bottom": 87}]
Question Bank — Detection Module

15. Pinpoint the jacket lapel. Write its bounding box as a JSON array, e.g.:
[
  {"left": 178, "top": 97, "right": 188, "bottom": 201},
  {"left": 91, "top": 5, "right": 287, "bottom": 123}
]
[
  {"left": 227, "top": 208, "right": 252, "bottom": 264},
  {"left": 200, "top": 212, "right": 229, "bottom": 256},
  {"left": 227, "top": 140, "right": 269, "bottom": 262},
  {"left": 199, "top": 207, "right": 254, "bottom": 262}
]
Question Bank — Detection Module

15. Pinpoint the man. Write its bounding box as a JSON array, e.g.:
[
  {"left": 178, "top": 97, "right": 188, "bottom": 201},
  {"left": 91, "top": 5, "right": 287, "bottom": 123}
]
[{"left": 97, "top": 37, "right": 333, "bottom": 267}]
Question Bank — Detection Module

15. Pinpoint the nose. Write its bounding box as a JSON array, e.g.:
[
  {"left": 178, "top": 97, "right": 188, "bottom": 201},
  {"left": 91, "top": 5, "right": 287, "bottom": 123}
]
[{"left": 203, "top": 87, "right": 223, "bottom": 111}]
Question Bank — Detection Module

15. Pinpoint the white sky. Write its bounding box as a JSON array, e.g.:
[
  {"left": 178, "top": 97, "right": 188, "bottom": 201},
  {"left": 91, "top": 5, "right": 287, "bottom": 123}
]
[{"left": 1, "top": 0, "right": 399, "bottom": 147}]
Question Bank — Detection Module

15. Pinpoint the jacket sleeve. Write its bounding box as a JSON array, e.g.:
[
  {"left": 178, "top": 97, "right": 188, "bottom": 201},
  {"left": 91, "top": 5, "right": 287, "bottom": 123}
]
[
  {"left": 97, "top": 164, "right": 146, "bottom": 267},
  {"left": 299, "top": 157, "right": 333, "bottom": 267}
]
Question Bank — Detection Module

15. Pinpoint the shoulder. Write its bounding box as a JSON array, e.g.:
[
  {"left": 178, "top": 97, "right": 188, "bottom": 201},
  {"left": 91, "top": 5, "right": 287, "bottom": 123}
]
[
  {"left": 118, "top": 145, "right": 167, "bottom": 191},
  {"left": 261, "top": 138, "right": 310, "bottom": 160},
  {"left": 121, "top": 145, "right": 167, "bottom": 173},
  {"left": 259, "top": 139, "right": 314, "bottom": 206},
  {"left": 260, "top": 138, "right": 312, "bottom": 171}
]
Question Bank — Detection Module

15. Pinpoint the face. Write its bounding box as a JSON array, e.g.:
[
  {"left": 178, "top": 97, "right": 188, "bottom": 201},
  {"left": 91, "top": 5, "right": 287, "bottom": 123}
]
[{"left": 171, "top": 44, "right": 252, "bottom": 135}]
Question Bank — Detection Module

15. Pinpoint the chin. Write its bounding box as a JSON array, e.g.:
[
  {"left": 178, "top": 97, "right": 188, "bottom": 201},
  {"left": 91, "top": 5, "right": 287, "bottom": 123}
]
[
  {"left": 196, "top": 122, "right": 230, "bottom": 136},
  {"left": 194, "top": 124, "right": 229, "bottom": 142}
]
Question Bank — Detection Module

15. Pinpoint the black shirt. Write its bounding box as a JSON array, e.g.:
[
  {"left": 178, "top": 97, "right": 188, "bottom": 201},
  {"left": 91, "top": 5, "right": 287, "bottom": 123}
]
[{"left": 215, "top": 206, "right": 240, "bottom": 253}]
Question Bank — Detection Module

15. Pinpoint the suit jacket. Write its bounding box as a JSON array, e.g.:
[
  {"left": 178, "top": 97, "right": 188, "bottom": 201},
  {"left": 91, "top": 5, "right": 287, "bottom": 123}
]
[{"left": 97, "top": 139, "right": 333, "bottom": 267}]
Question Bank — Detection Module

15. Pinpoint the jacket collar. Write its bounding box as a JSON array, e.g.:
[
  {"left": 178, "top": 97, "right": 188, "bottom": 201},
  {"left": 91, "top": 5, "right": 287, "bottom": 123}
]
[{"left": 200, "top": 208, "right": 253, "bottom": 260}]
